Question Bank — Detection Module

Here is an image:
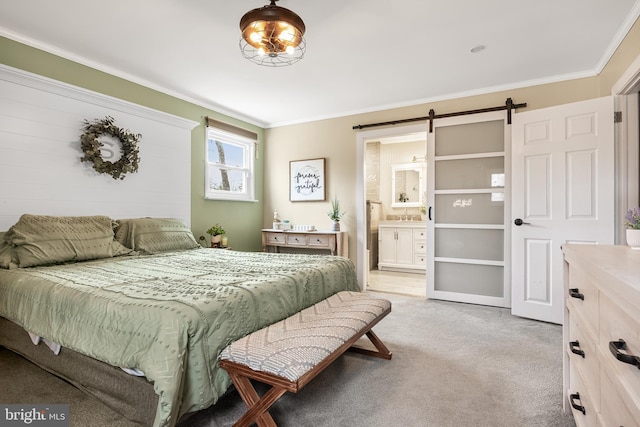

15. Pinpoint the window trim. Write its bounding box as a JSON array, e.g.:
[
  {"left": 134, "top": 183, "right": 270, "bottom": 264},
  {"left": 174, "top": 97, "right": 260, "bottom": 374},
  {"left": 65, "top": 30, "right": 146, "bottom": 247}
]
[{"left": 204, "top": 125, "right": 257, "bottom": 202}]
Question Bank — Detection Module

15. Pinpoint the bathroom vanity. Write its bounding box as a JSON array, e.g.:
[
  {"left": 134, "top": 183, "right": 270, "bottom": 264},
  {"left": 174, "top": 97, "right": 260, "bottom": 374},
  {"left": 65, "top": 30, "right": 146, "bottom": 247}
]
[{"left": 378, "top": 221, "right": 426, "bottom": 272}]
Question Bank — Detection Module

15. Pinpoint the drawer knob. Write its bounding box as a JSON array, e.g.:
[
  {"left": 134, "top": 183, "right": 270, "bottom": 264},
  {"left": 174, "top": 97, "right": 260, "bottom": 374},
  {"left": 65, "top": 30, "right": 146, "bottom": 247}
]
[
  {"left": 569, "top": 393, "right": 586, "bottom": 415},
  {"left": 609, "top": 339, "right": 640, "bottom": 369},
  {"left": 569, "top": 341, "right": 585, "bottom": 358},
  {"left": 569, "top": 288, "right": 584, "bottom": 300}
]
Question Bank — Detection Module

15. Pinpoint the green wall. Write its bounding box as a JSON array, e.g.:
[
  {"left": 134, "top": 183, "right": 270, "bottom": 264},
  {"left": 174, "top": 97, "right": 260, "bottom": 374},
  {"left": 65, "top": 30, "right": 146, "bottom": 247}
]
[{"left": 0, "top": 36, "right": 265, "bottom": 251}]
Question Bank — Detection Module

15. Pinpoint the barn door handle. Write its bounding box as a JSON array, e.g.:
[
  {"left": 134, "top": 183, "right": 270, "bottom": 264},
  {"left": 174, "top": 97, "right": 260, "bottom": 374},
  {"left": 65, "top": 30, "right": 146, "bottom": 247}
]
[
  {"left": 609, "top": 339, "right": 640, "bottom": 368},
  {"left": 569, "top": 393, "right": 586, "bottom": 415},
  {"left": 569, "top": 341, "right": 585, "bottom": 358},
  {"left": 569, "top": 288, "right": 584, "bottom": 300},
  {"left": 428, "top": 206, "right": 432, "bottom": 221},
  {"left": 514, "top": 218, "right": 530, "bottom": 226}
]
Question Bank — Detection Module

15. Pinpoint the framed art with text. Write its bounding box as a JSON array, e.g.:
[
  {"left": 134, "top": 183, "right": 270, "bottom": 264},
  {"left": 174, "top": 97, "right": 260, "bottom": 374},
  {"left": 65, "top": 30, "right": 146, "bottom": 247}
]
[{"left": 290, "top": 158, "right": 326, "bottom": 202}]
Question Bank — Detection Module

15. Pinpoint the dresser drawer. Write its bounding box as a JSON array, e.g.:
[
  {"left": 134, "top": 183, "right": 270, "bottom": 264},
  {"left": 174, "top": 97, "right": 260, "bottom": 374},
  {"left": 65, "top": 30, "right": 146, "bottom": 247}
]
[
  {"left": 600, "top": 367, "right": 640, "bottom": 427},
  {"left": 566, "top": 265, "right": 599, "bottom": 337},
  {"left": 568, "top": 313, "right": 600, "bottom": 412},
  {"left": 599, "top": 292, "right": 640, "bottom": 420},
  {"left": 414, "top": 254, "right": 426, "bottom": 267},
  {"left": 306, "top": 234, "right": 333, "bottom": 248},
  {"left": 285, "top": 233, "right": 308, "bottom": 246},
  {"left": 413, "top": 228, "right": 426, "bottom": 241},
  {"left": 264, "top": 232, "right": 286, "bottom": 245},
  {"left": 414, "top": 241, "right": 426, "bottom": 255},
  {"left": 569, "top": 364, "right": 599, "bottom": 427}
]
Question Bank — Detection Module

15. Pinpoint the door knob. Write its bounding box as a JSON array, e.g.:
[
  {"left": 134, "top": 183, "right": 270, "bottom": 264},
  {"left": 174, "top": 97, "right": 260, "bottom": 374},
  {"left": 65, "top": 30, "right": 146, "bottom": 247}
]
[{"left": 514, "top": 218, "right": 530, "bottom": 226}]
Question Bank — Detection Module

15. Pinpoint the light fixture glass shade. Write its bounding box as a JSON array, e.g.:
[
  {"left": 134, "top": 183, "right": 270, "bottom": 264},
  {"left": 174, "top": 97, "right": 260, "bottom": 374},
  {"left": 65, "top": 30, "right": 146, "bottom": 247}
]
[{"left": 239, "top": 1, "right": 306, "bottom": 67}]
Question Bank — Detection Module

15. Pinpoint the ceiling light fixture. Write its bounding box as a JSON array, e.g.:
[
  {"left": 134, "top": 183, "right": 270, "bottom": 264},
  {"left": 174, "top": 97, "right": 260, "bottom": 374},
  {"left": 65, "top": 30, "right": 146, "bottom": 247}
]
[{"left": 239, "top": 0, "right": 306, "bottom": 67}]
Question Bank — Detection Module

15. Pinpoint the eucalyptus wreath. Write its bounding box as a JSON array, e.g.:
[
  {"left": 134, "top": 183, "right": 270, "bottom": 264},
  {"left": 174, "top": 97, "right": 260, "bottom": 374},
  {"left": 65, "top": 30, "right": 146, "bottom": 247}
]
[{"left": 80, "top": 116, "right": 141, "bottom": 180}]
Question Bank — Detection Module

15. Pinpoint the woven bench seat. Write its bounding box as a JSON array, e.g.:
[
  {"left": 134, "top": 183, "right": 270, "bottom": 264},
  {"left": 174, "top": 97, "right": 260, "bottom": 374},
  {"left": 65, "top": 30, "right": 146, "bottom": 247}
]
[{"left": 218, "top": 291, "right": 392, "bottom": 427}]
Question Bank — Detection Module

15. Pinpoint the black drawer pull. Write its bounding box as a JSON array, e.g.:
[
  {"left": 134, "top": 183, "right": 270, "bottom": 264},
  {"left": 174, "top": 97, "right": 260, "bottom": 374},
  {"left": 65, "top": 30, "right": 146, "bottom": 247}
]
[
  {"left": 609, "top": 339, "right": 640, "bottom": 369},
  {"left": 569, "top": 393, "right": 586, "bottom": 415},
  {"left": 569, "top": 341, "right": 585, "bottom": 358},
  {"left": 569, "top": 288, "right": 584, "bottom": 300}
]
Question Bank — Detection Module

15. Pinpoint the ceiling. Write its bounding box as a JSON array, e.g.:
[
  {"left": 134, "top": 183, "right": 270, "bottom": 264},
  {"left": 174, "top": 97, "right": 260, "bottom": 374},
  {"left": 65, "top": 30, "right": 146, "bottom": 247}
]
[{"left": 1, "top": 1, "right": 639, "bottom": 128}]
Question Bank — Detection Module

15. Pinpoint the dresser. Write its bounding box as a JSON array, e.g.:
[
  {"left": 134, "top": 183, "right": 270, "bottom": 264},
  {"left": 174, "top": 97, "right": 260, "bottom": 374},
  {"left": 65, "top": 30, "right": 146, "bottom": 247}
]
[
  {"left": 562, "top": 245, "right": 640, "bottom": 427},
  {"left": 261, "top": 229, "right": 348, "bottom": 257}
]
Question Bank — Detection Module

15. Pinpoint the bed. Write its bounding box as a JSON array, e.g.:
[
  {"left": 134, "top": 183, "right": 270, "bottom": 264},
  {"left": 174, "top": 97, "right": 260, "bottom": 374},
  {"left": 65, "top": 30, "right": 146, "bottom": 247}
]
[{"left": 0, "top": 215, "right": 359, "bottom": 427}]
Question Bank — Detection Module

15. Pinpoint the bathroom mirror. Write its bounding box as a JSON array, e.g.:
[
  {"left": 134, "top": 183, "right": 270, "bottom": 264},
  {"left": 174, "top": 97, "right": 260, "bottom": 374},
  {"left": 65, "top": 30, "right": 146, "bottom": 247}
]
[{"left": 391, "top": 163, "right": 424, "bottom": 208}]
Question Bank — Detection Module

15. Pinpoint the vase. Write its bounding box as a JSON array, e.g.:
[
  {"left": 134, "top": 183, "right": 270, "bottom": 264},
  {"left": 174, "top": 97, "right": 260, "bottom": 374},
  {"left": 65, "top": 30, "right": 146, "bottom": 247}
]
[
  {"left": 331, "top": 221, "right": 340, "bottom": 231},
  {"left": 211, "top": 235, "right": 222, "bottom": 247},
  {"left": 626, "top": 229, "right": 640, "bottom": 250}
]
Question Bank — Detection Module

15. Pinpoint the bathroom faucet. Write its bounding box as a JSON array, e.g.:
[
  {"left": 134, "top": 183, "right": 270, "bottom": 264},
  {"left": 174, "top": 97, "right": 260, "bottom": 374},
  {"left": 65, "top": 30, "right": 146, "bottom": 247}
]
[{"left": 404, "top": 209, "right": 408, "bottom": 221}]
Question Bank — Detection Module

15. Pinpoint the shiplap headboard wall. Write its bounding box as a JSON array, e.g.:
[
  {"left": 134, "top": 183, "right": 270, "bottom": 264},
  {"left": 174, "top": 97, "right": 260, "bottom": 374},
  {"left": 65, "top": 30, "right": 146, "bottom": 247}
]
[{"left": 0, "top": 65, "right": 198, "bottom": 231}]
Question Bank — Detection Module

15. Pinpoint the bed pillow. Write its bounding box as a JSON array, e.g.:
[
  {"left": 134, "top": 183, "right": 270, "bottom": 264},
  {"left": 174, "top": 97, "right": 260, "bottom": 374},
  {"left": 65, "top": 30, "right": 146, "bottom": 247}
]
[
  {"left": 113, "top": 217, "right": 199, "bottom": 254},
  {"left": 4, "top": 214, "right": 116, "bottom": 267}
]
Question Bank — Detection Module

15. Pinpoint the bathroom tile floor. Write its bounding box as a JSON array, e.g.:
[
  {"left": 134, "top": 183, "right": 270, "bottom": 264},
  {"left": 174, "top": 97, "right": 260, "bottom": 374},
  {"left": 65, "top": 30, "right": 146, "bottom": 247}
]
[{"left": 366, "top": 269, "right": 426, "bottom": 297}]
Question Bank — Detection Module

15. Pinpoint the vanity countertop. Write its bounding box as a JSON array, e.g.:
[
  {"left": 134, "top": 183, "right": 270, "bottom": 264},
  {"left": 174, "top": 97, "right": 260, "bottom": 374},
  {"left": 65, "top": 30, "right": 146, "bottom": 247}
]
[{"left": 379, "top": 220, "right": 426, "bottom": 227}]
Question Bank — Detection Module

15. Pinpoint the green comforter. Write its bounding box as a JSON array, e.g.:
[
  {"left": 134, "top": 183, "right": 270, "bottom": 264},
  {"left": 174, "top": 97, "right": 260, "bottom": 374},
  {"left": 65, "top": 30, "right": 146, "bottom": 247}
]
[{"left": 0, "top": 248, "right": 359, "bottom": 426}]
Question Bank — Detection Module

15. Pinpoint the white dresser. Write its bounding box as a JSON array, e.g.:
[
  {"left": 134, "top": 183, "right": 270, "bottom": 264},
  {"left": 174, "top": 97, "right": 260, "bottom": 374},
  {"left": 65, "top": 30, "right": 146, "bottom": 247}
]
[{"left": 562, "top": 245, "right": 640, "bottom": 427}]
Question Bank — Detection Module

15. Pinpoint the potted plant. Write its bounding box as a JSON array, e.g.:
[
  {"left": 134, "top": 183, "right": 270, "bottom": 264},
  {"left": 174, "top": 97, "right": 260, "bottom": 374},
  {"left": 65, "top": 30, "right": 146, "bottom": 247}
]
[
  {"left": 327, "top": 196, "right": 345, "bottom": 231},
  {"left": 206, "top": 223, "right": 226, "bottom": 247},
  {"left": 625, "top": 208, "right": 640, "bottom": 249}
]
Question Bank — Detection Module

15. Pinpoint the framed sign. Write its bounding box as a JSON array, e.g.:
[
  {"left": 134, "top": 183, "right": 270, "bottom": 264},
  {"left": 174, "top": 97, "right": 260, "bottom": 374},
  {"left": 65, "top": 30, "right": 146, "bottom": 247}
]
[{"left": 290, "top": 158, "right": 326, "bottom": 202}]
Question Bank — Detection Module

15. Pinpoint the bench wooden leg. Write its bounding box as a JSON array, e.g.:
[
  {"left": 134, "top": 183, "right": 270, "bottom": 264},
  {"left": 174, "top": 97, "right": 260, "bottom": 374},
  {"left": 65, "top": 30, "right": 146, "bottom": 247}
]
[
  {"left": 228, "top": 371, "right": 286, "bottom": 427},
  {"left": 349, "top": 330, "right": 392, "bottom": 360}
]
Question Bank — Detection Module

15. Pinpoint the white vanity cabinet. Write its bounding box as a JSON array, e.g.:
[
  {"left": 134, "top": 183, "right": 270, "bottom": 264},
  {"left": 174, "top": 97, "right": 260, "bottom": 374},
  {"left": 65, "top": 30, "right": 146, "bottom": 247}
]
[
  {"left": 378, "top": 222, "right": 426, "bottom": 272},
  {"left": 562, "top": 245, "right": 640, "bottom": 427}
]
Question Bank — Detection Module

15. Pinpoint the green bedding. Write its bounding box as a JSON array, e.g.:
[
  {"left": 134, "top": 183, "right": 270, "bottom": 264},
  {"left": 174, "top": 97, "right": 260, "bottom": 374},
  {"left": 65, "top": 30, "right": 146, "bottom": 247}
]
[{"left": 0, "top": 248, "right": 359, "bottom": 427}]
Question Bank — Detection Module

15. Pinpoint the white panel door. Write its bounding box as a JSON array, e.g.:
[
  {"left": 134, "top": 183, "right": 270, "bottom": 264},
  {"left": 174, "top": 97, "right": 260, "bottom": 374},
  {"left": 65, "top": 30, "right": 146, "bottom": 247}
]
[{"left": 511, "top": 96, "right": 614, "bottom": 324}]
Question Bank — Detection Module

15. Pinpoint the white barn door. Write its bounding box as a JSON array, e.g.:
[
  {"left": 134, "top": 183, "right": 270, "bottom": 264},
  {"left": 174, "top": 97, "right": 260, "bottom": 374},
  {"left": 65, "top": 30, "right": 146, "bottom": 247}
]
[{"left": 511, "top": 96, "right": 615, "bottom": 324}]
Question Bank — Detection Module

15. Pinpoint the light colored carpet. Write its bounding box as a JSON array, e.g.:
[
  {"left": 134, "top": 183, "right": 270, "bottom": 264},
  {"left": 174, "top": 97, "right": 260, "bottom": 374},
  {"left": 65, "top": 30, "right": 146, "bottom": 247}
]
[
  {"left": 184, "top": 292, "right": 576, "bottom": 427},
  {"left": 0, "top": 292, "right": 576, "bottom": 427}
]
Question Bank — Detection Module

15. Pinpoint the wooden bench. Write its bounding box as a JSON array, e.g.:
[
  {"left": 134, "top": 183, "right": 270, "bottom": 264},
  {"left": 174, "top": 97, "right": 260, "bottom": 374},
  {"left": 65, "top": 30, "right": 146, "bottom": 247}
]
[{"left": 218, "top": 291, "right": 392, "bottom": 427}]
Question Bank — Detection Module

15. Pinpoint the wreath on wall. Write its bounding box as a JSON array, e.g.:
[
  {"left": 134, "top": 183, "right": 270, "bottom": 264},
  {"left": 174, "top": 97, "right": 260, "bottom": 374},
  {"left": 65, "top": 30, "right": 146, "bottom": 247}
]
[{"left": 80, "top": 116, "right": 141, "bottom": 180}]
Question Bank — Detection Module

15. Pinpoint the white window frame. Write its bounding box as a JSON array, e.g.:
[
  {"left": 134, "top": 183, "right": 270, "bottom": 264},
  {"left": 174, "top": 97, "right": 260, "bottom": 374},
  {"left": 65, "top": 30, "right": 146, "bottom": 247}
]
[{"left": 205, "top": 127, "right": 256, "bottom": 202}]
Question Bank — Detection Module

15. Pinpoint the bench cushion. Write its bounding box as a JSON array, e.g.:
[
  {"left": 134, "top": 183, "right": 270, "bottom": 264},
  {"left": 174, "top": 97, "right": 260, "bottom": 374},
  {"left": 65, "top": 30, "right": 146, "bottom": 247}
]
[{"left": 218, "top": 291, "right": 391, "bottom": 382}]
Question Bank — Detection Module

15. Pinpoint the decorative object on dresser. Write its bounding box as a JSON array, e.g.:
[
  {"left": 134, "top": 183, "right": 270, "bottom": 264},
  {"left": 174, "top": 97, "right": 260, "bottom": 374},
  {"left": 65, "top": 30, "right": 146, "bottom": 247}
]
[
  {"left": 206, "top": 223, "right": 226, "bottom": 248},
  {"left": 80, "top": 116, "right": 141, "bottom": 180},
  {"left": 562, "top": 244, "right": 640, "bottom": 426},
  {"left": 624, "top": 207, "right": 640, "bottom": 249},
  {"left": 262, "top": 229, "right": 348, "bottom": 257},
  {"left": 327, "top": 195, "right": 345, "bottom": 231},
  {"left": 289, "top": 158, "right": 325, "bottom": 202}
]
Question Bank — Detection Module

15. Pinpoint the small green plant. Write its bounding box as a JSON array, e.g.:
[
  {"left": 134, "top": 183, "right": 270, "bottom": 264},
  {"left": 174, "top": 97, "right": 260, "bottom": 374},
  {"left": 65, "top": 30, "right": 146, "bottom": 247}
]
[
  {"left": 206, "top": 223, "right": 225, "bottom": 236},
  {"left": 328, "top": 196, "right": 345, "bottom": 222}
]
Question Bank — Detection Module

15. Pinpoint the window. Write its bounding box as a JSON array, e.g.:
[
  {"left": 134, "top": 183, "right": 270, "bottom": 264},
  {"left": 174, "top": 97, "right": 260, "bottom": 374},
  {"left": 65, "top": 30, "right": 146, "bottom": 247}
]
[{"left": 205, "top": 124, "right": 256, "bottom": 201}]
